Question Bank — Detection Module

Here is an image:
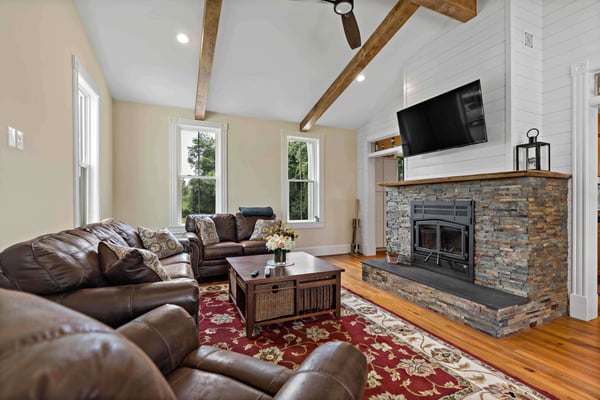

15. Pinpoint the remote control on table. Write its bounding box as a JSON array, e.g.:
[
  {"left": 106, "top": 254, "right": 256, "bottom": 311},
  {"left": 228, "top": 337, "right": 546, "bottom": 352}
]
[{"left": 251, "top": 270, "right": 259, "bottom": 277}]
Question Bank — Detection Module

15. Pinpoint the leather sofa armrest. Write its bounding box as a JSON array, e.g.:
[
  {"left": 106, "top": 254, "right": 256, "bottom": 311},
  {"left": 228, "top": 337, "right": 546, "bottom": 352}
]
[
  {"left": 44, "top": 279, "right": 199, "bottom": 328},
  {"left": 185, "top": 231, "right": 202, "bottom": 278},
  {"left": 181, "top": 345, "right": 293, "bottom": 396},
  {"left": 118, "top": 304, "right": 199, "bottom": 376},
  {"left": 177, "top": 236, "right": 190, "bottom": 252},
  {"left": 273, "top": 342, "right": 367, "bottom": 400}
]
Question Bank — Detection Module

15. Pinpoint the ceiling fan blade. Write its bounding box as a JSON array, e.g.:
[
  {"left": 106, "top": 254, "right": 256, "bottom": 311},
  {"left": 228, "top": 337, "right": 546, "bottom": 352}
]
[{"left": 341, "top": 10, "right": 361, "bottom": 49}]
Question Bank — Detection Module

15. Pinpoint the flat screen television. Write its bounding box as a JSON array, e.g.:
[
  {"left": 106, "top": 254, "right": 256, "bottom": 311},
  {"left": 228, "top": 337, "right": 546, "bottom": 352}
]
[{"left": 396, "top": 80, "right": 488, "bottom": 157}]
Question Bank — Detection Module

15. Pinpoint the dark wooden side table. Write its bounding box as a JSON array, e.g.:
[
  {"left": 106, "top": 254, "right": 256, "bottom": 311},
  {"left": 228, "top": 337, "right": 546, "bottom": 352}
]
[{"left": 226, "top": 252, "right": 344, "bottom": 337}]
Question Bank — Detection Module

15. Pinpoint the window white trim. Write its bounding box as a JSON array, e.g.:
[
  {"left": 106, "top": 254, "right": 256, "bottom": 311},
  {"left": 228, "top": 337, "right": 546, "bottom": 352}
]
[
  {"left": 169, "top": 117, "right": 228, "bottom": 227},
  {"left": 72, "top": 55, "right": 100, "bottom": 226},
  {"left": 281, "top": 130, "right": 324, "bottom": 229}
]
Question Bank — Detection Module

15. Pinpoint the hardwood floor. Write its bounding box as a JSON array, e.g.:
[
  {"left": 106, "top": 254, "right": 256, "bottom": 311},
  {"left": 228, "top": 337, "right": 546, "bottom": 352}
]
[{"left": 321, "top": 252, "right": 600, "bottom": 400}]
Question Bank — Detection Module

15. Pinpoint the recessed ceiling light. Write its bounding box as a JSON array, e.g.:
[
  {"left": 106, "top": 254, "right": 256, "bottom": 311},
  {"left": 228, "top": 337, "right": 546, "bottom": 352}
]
[
  {"left": 177, "top": 33, "right": 189, "bottom": 44},
  {"left": 356, "top": 74, "right": 366, "bottom": 82}
]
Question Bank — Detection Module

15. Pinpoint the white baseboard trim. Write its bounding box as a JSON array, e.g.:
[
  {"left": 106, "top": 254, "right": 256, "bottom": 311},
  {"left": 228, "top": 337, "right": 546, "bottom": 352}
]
[
  {"left": 295, "top": 244, "right": 351, "bottom": 257},
  {"left": 569, "top": 293, "right": 599, "bottom": 321}
]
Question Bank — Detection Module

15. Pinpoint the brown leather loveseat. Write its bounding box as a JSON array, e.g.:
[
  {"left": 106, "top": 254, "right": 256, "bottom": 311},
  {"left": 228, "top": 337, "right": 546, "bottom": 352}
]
[
  {"left": 0, "top": 218, "right": 199, "bottom": 327},
  {"left": 185, "top": 208, "right": 276, "bottom": 280},
  {"left": 0, "top": 288, "right": 368, "bottom": 400}
]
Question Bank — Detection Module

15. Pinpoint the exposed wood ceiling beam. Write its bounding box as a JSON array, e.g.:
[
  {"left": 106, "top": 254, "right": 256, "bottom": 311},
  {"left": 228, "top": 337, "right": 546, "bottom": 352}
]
[
  {"left": 299, "top": 0, "right": 477, "bottom": 132},
  {"left": 195, "top": 0, "right": 222, "bottom": 120},
  {"left": 410, "top": 0, "right": 477, "bottom": 22},
  {"left": 300, "top": 0, "right": 419, "bottom": 132}
]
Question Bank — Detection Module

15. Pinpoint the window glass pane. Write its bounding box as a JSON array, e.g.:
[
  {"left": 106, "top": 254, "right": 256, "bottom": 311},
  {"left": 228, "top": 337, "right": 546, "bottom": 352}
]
[
  {"left": 181, "top": 177, "right": 216, "bottom": 221},
  {"left": 79, "top": 166, "right": 88, "bottom": 224},
  {"left": 180, "top": 130, "right": 216, "bottom": 176},
  {"left": 288, "top": 140, "right": 308, "bottom": 180},
  {"left": 289, "top": 181, "right": 309, "bottom": 220}
]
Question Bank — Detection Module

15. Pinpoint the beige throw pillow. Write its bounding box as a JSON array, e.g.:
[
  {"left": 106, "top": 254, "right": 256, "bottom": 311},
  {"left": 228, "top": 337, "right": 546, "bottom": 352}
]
[
  {"left": 137, "top": 226, "right": 184, "bottom": 258},
  {"left": 195, "top": 217, "right": 220, "bottom": 245},
  {"left": 249, "top": 219, "right": 280, "bottom": 241},
  {"left": 98, "top": 241, "right": 171, "bottom": 284}
]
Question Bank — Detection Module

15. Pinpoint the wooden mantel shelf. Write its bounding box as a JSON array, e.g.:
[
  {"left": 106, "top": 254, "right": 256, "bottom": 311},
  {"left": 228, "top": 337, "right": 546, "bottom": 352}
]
[{"left": 379, "top": 170, "right": 572, "bottom": 187}]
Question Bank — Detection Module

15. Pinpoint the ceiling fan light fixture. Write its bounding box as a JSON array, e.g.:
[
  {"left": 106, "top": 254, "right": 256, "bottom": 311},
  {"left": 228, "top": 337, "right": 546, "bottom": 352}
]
[{"left": 334, "top": 0, "right": 353, "bottom": 15}]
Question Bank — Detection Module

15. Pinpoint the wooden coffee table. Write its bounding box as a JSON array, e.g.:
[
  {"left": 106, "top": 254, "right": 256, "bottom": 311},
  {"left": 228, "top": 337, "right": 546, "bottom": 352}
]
[{"left": 226, "top": 251, "right": 344, "bottom": 337}]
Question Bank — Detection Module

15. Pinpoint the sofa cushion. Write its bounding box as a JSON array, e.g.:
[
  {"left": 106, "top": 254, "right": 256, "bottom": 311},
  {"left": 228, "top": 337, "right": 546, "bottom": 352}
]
[
  {"left": 138, "top": 227, "right": 184, "bottom": 258},
  {"left": 101, "top": 218, "right": 145, "bottom": 248},
  {"left": 161, "top": 263, "right": 194, "bottom": 280},
  {"left": 249, "top": 219, "right": 280, "bottom": 241},
  {"left": 160, "top": 253, "right": 194, "bottom": 280},
  {"left": 209, "top": 214, "right": 237, "bottom": 242},
  {"left": 195, "top": 217, "right": 220, "bottom": 245},
  {"left": 0, "top": 228, "right": 109, "bottom": 295},
  {"left": 236, "top": 214, "right": 275, "bottom": 241},
  {"left": 84, "top": 223, "right": 130, "bottom": 247},
  {"left": 203, "top": 242, "right": 244, "bottom": 260},
  {"left": 160, "top": 252, "right": 191, "bottom": 266},
  {"left": 239, "top": 240, "right": 269, "bottom": 256},
  {"left": 99, "top": 242, "right": 171, "bottom": 284}
]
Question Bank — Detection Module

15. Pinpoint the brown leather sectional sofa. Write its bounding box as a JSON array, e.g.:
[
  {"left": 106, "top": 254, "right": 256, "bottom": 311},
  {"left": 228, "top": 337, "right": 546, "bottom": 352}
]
[
  {"left": 185, "top": 213, "right": 275, "bottom": 280},
  {"left": 0, "top": 218, "right": 199, "bottom": 327},
  {"left": 0, "top": 288, "right": 367, "bottom": 400}
]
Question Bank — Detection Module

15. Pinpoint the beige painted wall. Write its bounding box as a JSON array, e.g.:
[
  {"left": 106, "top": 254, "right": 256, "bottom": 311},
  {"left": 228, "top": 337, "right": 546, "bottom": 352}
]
[
  {"left": 113, "top": 101, "right": 357, "bottom": 252},
  {"left": 0, "top": 0, "right": 113, "bottom": 250}
]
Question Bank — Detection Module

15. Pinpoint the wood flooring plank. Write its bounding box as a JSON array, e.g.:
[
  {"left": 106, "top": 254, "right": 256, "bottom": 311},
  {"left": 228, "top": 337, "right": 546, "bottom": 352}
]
[{"left": 321, "top": 252, "right": 600, "bottom": 400}]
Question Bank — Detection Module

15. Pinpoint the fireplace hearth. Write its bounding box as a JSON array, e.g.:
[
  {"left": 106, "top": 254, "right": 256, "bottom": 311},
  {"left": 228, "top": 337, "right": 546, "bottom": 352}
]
[{"left": 410, "top": 200, "right": 474, "bottom": 282}]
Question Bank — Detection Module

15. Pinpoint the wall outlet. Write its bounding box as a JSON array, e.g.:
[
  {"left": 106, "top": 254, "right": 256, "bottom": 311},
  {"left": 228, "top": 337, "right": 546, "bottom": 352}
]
[
  {"left": 16, "top": 130, "right": 23, "bottom": 150},
  {"left": 8, "top": 126, "right": 16, "bottom": 147}
]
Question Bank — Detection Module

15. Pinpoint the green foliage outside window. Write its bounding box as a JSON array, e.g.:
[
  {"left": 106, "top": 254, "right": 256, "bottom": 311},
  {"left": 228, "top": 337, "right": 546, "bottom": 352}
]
[
  {"left": 288, "top": 140, "right": 309, "bottom": 220},
  {"left": 181, "top": 132, "right": 216, "bottom": 221}
]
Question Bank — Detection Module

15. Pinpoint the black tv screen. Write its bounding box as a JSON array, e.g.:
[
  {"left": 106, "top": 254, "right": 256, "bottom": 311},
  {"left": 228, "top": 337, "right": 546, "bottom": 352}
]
[{"left": 397, "top": 80, "right": 488, "bottom": 157}]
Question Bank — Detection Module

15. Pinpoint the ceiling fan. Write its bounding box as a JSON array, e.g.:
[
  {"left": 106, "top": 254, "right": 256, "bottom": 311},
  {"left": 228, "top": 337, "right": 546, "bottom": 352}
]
[{"left": 291, "top": 0, "right": 361, "bottom": 49}]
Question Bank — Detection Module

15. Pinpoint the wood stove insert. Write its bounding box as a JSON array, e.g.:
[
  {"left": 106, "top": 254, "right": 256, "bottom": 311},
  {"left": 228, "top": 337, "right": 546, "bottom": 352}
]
[{"left": 410, "top": 200, "right": 474, "bottom": 282}]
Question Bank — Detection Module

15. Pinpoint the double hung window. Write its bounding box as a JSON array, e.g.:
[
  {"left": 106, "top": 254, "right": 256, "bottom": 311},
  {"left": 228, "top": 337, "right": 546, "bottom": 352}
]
[
  {"left": 170, "top": 118, "right": 227, "bottom": 226},
  {"left": 282, "top": 131, "right": 323, "bottom": 227},
  {"left": 73, "top": 56, "right": 99, "bottom": 226}
]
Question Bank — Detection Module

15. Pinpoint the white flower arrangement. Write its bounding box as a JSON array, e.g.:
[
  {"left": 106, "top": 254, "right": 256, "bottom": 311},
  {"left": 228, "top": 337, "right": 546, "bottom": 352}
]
[
  {"left": 265, "top": 222, "right": 298, "bottom": 252},
  {"left": 266, "top": 233, "right": 296, "bottom": 251}
]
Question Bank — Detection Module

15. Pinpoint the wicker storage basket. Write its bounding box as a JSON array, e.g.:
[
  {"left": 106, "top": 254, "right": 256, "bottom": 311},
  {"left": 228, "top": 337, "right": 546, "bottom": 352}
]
[
  {"left": 299, "top": 285, "right": 333, "bottom": 313},
  {"left": 254, "top": 281, "right": 295, "bottom": 322}
]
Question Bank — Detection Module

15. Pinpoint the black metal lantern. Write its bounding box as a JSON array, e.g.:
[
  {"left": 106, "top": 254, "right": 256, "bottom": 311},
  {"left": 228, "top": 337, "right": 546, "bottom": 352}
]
[{"left": 516, "top": 128, "right": 550, "bottom": 171}]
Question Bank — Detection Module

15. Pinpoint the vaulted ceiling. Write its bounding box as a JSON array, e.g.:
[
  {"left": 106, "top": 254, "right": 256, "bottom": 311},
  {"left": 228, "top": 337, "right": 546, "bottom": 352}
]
[{"left": 75, "top": 0, "right": 474, "bottom": 131}]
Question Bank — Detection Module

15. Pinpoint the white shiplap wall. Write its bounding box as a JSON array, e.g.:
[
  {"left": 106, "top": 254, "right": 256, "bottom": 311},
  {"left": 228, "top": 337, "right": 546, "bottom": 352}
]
[
  {"left": 401, "top": 0, "right": 507, "bottom": 180},
  {"left": 543, "top": 0, "right": 600, "bottom": 320},
  {"left": 509, "top": 0, "right": 544, "bottom": 167},
  {"left": 356, "top": 0, "right": 510, "bottom": 254},
  {"left": 543, "top": 0, "right": 600, "bottom": 174}
]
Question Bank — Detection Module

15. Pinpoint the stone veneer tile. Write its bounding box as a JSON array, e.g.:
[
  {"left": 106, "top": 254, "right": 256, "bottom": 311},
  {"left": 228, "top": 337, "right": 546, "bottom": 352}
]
[{"left": 372, "top": 175, "right": 569, "bottom": 337}]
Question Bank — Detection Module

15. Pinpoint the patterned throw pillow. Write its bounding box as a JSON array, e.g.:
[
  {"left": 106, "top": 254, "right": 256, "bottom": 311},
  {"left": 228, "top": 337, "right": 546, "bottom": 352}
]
[
  {"left": 194, "top": 217, "right": 220, "bottom": 245},
  {"left": 249, "top": 219, "right": 281, "bottom": 241},
  {"left": 98, "top": 241, "right": 171, "bottom": 284},
  {"left": 137, "top": 226, "right": 184, "bottom": 258}
]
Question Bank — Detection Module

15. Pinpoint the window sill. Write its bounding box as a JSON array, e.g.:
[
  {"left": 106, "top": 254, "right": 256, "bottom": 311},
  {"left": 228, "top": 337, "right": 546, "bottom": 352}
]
[
  {"left": 287, "top": 221, "right": 324, "bottom": 229},
  {"left": 168, "top": 225, "right": 186, "bottom": 234}
]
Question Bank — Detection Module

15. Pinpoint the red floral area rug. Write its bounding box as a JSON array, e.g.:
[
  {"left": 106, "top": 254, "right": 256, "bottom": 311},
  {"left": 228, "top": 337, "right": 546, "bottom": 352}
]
[{"left": 199, "top": 284, "right": 555, "bottom": 400}]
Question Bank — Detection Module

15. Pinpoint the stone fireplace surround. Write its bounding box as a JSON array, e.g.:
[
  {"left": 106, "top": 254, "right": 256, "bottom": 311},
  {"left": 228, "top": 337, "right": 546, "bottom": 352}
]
[{"left": 363, "top": 171, "right": 571, "bottom": 337}]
